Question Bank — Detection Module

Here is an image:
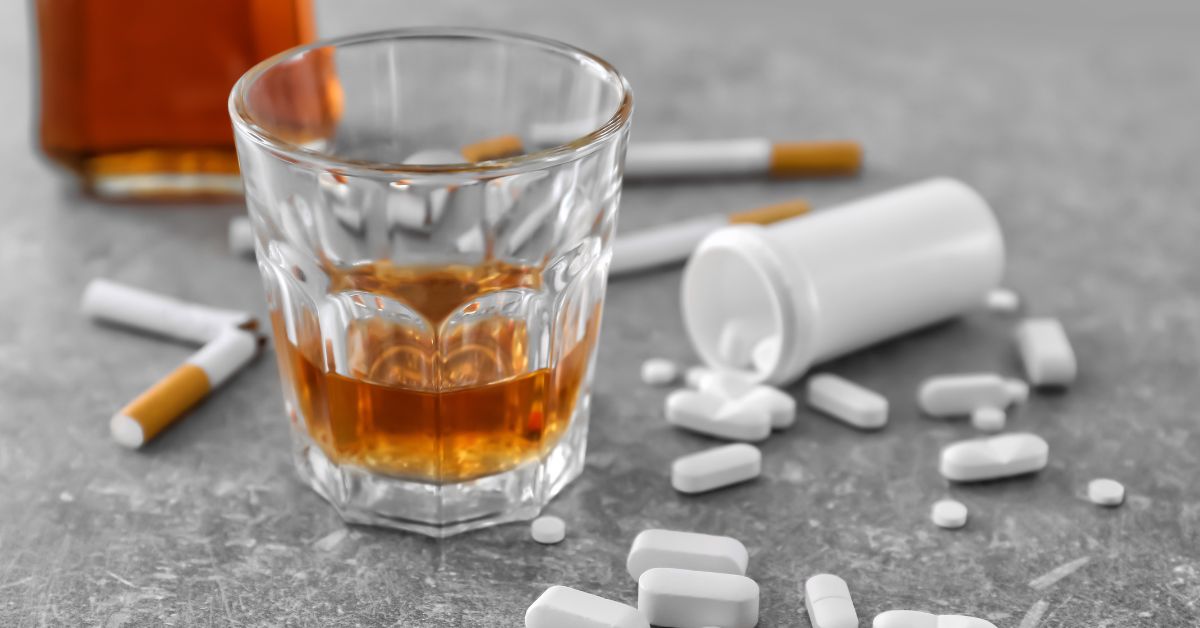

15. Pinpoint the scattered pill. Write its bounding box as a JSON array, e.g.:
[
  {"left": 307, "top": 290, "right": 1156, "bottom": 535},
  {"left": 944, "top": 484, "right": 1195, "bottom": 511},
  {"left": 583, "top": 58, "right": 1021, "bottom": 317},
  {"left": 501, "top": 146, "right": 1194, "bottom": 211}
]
[
  {"left": 641, "top": 358, "right": 679, "bottom": 386},
  {"left": 937, "top": 616, "right": 998, "bottom": 628},
  {"left": 525, "top": 585, "right": 649, "bottom": 628},
  {"left": 724, "top": 385, "right": 796, "bottom": 429},
  {"left": 664, "top": 390, "right": 771, "bottom": 442},
  {"left": 939, "top": 432, "right": 1049, "bottom": 482},
  {"left": 671, "top": 443, "right": 762, "bottom": 494},
  {"left": 807, "top": 374, "right": 888, "bottom": 429},
  {"left": 804, "top": 574, "right": 858, "bottom": 628},
  {"left": 1015, "top": 318, "right": 1077, "bottom": 387},
  {"left": 969, "top": 406, "right": 1006, "bottom": 433},
  {"left": 751, "top": 336, "right": 781, "bottom": 375},
  {"left": 638, "top": 567, "right": 759, "bottom": 628},
  {"left": 626, "top": 529, "right": 748, "bottom": 580},
  {"left": 111, "top": 328, "right": 261, "bottom": 449},
  {"left": 717, "top": 320, "right": 759, "bottom": 368},
  {"left": 917, "top": 373, "right": 1023, "bottom": 417},
  {"left": 228, "top": 216, "right": 255, "bottom": 257},
  {"left": 1005, "top": 379, "right": 1030, "bottom": 404},
  {"left": 983, "top": 288, "right": 1020, "bottom": 313},
  {"left": 1087, "top": 478, "right": 1125, "bottom": 506},
  {"left": 531, "top": 516, "right": 566, "bottom": 544},
  {"left": 930, "top": 499, "right": 969, "bottom": 529},
  {"left": 697, "top": 370, "right": 758, "bottom": 399},
  {"left": 82, "top": 278, "right": 255, "bottom": 345},
  {"left": 873, "top": 610, "right": 937, "bottom": 628}
]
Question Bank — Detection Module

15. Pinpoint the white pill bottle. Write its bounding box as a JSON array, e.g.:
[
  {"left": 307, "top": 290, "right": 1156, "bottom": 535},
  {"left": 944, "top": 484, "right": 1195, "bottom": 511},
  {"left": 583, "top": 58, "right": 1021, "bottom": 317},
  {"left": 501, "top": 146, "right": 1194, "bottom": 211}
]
[{"left": 681, "top": 178, "right": 1005, "bottom": 385}]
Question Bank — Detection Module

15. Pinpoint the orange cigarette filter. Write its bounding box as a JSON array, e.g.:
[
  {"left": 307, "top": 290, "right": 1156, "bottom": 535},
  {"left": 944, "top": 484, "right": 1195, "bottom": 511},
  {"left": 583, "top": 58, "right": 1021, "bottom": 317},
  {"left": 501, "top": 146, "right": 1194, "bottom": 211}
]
[
  {"left": 768, "top": 141, "right": 862, "bottom": 177},
  {"left": 460, "top": 134, "right": 525, "bottom": 163},
  {"left": 110, "top": 328, "right": 261, "bottom": 449}
]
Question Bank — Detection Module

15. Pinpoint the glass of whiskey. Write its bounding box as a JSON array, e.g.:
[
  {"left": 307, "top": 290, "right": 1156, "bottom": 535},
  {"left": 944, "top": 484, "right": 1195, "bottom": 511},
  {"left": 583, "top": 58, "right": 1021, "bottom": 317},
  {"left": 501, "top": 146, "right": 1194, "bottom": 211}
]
[{"left": 229, "top": 28, "right": 633, "bottom": 536}]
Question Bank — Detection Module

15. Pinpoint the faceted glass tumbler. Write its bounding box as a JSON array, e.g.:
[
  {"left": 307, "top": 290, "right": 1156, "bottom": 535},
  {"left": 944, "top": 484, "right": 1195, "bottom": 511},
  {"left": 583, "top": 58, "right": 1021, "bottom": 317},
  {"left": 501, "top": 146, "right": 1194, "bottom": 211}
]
[{"left": 229, "top": 28, "right": 632, "bottom": 536}]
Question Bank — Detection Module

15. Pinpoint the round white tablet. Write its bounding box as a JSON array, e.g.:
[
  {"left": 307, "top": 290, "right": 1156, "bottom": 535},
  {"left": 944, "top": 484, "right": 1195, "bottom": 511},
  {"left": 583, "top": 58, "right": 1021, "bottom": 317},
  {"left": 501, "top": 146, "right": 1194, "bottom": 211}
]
[
  {"left": 531, "top": 516, "right": 566, "bottom": 544},
  {"left": 970, "top": 406, "right": 1006, "bottom": 433},
  {"left": 931, "top": 499, "right": 968, "bottom": 529},
  {"left": 1087, "top": 478, "right": 1125, "bottom": 507},
  {"left": 640, "top": 358, "right": 679, "bottom": 386}
]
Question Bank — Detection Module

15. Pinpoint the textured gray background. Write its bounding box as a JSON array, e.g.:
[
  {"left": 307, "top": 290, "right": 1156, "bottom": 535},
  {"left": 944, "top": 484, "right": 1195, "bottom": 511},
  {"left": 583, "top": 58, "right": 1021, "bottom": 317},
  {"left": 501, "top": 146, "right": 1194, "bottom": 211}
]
[{"left": 2, "top": 1, "right": 1199, "bottom": 626}]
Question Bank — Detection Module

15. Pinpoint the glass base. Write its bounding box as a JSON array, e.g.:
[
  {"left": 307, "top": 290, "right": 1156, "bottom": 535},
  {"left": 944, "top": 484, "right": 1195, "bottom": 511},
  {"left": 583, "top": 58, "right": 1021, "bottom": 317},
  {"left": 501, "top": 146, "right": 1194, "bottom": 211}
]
[{"left": 292, "top": 397, "right": 590, "bottom": 537}]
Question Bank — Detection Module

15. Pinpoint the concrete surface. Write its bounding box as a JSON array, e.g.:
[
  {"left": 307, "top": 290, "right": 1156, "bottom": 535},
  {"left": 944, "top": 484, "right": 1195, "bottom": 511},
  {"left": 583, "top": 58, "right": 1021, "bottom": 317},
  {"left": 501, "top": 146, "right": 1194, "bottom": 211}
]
[{"left": 2, "top": 1, "right": 1199, "bottom": 626}]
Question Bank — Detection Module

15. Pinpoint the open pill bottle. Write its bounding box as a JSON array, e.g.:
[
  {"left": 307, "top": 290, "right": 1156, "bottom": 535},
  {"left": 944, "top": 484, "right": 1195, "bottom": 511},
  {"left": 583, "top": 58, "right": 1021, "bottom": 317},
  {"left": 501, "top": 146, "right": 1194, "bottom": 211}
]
[{"left": 681, "top": 178, "right": 1005, "bottom": 385}]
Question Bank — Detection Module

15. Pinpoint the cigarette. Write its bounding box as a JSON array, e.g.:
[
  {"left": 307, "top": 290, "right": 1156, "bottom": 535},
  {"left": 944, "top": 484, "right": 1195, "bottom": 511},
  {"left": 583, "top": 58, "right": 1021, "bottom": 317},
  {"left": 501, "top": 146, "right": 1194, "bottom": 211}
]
[
  {"left": 82, "top": 279, "right": 256, "bottom": 345},
  {"left": 461, "top": 134, "right": 525, "bottom": 163},
  {"left": 623, "top": 139, "right": 861, "bottom": 180},
  {"left": 110, "top": 328, "right": 262, "bottom": 449},
  {"left": 609, "top": 198, "right": 810, "bottom": 276}
]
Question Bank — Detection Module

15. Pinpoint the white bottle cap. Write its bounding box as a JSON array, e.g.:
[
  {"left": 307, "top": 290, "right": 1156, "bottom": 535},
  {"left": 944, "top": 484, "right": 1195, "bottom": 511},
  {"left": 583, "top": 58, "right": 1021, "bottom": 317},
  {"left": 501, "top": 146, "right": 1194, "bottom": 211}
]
[{"left": 681, "top": 178, "right": 1005, "bottom": 385}]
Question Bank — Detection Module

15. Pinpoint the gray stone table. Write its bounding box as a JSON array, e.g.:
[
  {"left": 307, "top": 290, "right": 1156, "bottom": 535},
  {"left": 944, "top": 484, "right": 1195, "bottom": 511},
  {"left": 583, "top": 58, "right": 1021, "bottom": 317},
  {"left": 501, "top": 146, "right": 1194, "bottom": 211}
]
[{"left": 2, "top": 1, "right": 1199, "bottom": 626}]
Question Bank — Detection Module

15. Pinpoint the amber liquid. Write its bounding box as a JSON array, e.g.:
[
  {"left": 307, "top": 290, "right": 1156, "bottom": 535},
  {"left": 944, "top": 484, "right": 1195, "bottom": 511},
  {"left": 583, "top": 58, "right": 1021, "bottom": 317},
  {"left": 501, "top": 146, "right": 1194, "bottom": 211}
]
[
  {"left": 271, "top": 262, "right": 602, "bottom": 484},
  {"left": 35, "top": 0, "right": 315, "bottom": 198}
]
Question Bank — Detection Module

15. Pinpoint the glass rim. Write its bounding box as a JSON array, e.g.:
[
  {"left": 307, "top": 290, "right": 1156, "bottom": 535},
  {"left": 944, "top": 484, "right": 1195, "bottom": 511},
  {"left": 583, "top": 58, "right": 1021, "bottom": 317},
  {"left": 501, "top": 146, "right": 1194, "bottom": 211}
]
[{"left": 229, "top": 27, "right": 633, "bottom": 178}]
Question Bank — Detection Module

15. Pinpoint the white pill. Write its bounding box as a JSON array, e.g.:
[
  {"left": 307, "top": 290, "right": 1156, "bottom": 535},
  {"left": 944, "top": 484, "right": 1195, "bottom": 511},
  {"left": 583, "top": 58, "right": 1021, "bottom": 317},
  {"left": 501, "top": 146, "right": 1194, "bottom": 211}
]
[
  {"left": 969, "top": 406, "right": 1006, "bottom": 433},
  {"left": 873, "top": 610, "right": 938, "bottom": 628},
  {"left": 626, "top": 529, "right": 748, "bottom": 580},
  {"left": 939, "top": 432, "right": 1049, "bottom": 482},
  {"left": 1015, "top": 318, "right": 1077, "bottom": 387},
  {"left": 917, "top": 373, "right": 1023, "bottom": 417},
  {"left": 641, "top": 358, "right": 679, "bottom": 386},
  {"left": 930, "top": 499, "right": 969, "bottom": 528},
  {"left": 638, "top": 568, "right": 759, "bottom": 628},
  {"left": 717, "top": 320, "right": 759, "bottom": 368},
  {"left": 531, "top": 516, "right": 566, "bottom": 544},
  {"left": 1087, "top": 478, "right": 1125, "bottom": 506},
  {"left": 698, "top": 370, "right": 758, "bottom": 399},
  {"left": 671, "top": 443, "right": 762, "bottom": 494},
  {"left": 807, "top": 373, "right": 888, "bottom": 430},
  {"left": 525, "top": 585, "right": 649, "bottom": 628},
  {"left": 1005, "top": 379, "right": 1030, "bottom": 405},
  {"left": 751, "top": 335, "right": 781, "bottom": 375},
  {"left": 725, "top": 385, "right": 796, "bottom": 429},
  {"left": 983, "top": 288, "right": 1020, "bottom": 313},
  {"left": 664, "top": 390, "right": 770, "bottom": 442},
  {"left": 684, "top": 366, "right": 713, "bottom": 389},
  {"left": 804, "top": 573, "right": 858, "bottom": 628},
  {"left": 937, "top": 616, "right": 998, "bottom": 628},
  {"left": 228, "top": 216, "right": 255, "bottom": 257}
]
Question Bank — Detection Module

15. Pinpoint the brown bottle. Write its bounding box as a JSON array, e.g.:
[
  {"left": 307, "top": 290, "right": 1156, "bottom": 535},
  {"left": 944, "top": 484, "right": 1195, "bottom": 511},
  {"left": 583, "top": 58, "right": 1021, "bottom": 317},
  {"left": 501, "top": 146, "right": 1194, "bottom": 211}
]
[{"left": 34, "top": 0, "right": 315, "bottom": 200}]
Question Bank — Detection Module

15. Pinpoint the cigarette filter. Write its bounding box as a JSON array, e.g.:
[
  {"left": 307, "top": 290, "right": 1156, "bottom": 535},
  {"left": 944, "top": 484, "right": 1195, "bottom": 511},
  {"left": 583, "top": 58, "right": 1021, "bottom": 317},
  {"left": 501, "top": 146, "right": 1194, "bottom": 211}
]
[{"left": 110, "top": 328, "right": 260, "bottom": 449}]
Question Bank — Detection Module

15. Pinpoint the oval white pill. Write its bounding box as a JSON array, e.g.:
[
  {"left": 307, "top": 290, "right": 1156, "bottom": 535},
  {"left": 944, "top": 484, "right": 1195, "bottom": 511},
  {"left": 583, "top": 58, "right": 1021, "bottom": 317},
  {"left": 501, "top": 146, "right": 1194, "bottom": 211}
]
[
  {"left": 805, "top": 573, "right": 858, "bottom": 628},
  {"left": 525, "top": 585, "right": 649, "bottom": 628},
  {"left": 684, "top": 366, "right": 713, "bottom": 389},
  {"left": 937, "top": 616, "right": 998, "bottom": 628},
  {"left": 698, "top": 370, "right": 759, "bottom": 399},
  {"left": 1004, "top": 379, "right": 1030, "bottom": 405},
  {"left": 751, "top": 336, "right": 781, "bottom": 375},
  {"left": 930, "top": 499, "right": 968, "bottom": 529},
  {"left": 939, "top": 432, "right": 1049, "bottom": 482},
  {"left": 641, "top": 358, "right": 679, "bottom": 386},
  {"left": 1015, "top": 317, "right": 1077, "bottom": 387},
  {"left": 671, "top": 443, "right": 762, "bottom": 494},
  {"left": 983, "top": 288, "right": 1020, "bottom": 313},
  {"left": 531, "top": 516, "right": 566, "bottom": 544},
  {"left": 638, "top": 567, "right": 759, "bottom": 628},
  {"left": 725, "top": 385, "right": 796, "bottom": 429},
  {"left": 874, "top": 610, "right": 937, "bottom": 628},
  {"left": 626, "top": 529, "right": 748, "bottom": 580},
  {"left": 717, "top": 320, "right": 759, "bottom": 368},
  {"left": 969, "top": 406, "right": 1005, "bottom": 433},
  {"left": 918, "top": 373, "right": 1018, "bottom": 417},
  {"left": 228, "top": 216, "right": 255, "bottom": 257},
  {"left": 1087, "top": 478, "right": 1125, "bottom": 506},
  {"left": 665, "top": 390, "right": 770, "bottom": 442},
  {"left": 807, "top": 373, "right": 888, "bottom": 429}
]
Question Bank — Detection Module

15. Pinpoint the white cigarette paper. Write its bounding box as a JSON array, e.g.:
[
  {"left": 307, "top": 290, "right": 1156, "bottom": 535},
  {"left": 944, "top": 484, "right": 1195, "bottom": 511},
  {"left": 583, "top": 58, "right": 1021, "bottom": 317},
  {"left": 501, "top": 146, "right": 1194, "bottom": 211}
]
[{"left": 81, "top": 279, "right": 254, "bottom": 345}]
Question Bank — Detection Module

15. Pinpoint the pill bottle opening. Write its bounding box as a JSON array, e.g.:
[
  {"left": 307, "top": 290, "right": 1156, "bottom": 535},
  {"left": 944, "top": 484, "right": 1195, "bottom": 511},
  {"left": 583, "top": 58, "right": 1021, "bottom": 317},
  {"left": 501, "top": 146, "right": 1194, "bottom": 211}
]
[{"left": 681, "top": 229, "right": 789, "bottom": 381}]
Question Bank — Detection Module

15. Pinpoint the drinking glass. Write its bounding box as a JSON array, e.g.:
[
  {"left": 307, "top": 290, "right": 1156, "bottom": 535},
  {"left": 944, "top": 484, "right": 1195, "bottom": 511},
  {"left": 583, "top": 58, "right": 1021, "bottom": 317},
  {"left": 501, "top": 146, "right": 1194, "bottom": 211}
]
[{"left": 229, "top": 28, "right": 632, "bottom": 536}]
